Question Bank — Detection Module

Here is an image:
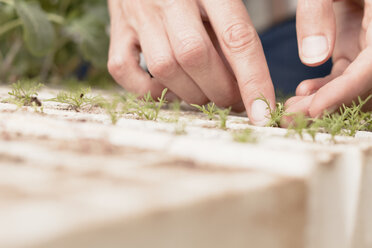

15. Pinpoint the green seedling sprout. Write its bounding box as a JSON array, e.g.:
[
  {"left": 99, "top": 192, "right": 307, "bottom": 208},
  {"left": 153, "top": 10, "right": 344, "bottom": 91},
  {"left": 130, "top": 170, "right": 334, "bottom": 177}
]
[
  {"left": 257, "top": 95, "right": 285, "bottom": 127},
  {"left": 217, "top": 107, "right": 231, "bottom": 129},
  {"left": 124, "top": 88, "right": 168, "bottom": 121},
  {"left": 172, "top": 100, "right": 187, "bottom": 135},
  {"left": 286, "top": 95, "right": 372, "bottom": 141},
  {"left": 102, "top": 98, "right": 121, "bottom": 125},
  {"left": 341, "top": 95, "right": 372, "bottom": 135},
  {"left": 160, "top": 99, "right": 183, "bottom": 123},
  {"left": 304, "top": 120, "right": 321, "bottom": 141},
  {"left": 174, "top": 122, "right": 187, "bottom": 135},
  {"left": 232, "top": 128, "right": 257, "bottom": 143},
  {"left": 310, "top": 95, "right": 372, "bottom": 138},
  {"left": 119, "top": 92, "right": 139, "bottom": 115},
  {"left": 256, "top": 93, "right": 372, "bottom": 141},
  {"left": 171, "top": 99, "right": 181, "bottom": 122},
  {"left": 191, "top": 102, "right": 218, "bottom": 120},
  {"left": 47, "top": 87, "right": 104, "bottom": 111},
  {"left": 287, "top": 113, "right": 309, "bottom": 140},
  {"left": 191, "top": 102, "right": 232, "bottom": 129},
  {"left": 7, "top": 81, "right": 44, "bottom": 109}
]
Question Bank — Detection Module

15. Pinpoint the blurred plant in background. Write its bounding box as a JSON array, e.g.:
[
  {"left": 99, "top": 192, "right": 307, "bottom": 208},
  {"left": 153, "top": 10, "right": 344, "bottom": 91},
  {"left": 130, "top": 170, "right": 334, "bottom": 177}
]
[{"left": 0, "top": 0, "right": 115, "bottom": 88}]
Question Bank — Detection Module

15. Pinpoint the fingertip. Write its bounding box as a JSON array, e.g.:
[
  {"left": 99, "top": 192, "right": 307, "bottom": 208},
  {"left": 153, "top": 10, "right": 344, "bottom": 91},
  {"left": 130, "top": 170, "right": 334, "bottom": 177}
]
[
  {"left": 308, "top": 99, "right": 338, "bottom": 119},
  {"left": 280, "top": 94, "right": 315, "bottom": 127},
  {"left": 285, "top": 96, "right": 306, "bottom": 108},
  {"left": 296, "top": 81, "right": 313, "bottom": 96},
  {"left": 308, "top": 90, "right": 339, "bottom": 118},
  {"left": 249, "top": 99, "right": 272, "bottom": 127},
  {"left": 296, "top": 0, "right": 336, "bottom": 66},
  {"left": 300, "top": 35, "right": 331, "bottom": 66}
]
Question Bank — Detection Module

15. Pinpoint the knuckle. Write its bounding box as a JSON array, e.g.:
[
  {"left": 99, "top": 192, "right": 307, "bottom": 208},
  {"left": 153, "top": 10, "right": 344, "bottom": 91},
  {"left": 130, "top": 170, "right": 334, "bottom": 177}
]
[
  {"left": 147, "top": 56, "right": 177, "bottom": 79},
  {"left": 107, "top": 57, "right": 129, "bottom": 78},
  {"left": 175, "top": 37, "right": 209, "bottom": 67},
  {"left": 222, "top": 22, "right": 258, "bottom": 53}
]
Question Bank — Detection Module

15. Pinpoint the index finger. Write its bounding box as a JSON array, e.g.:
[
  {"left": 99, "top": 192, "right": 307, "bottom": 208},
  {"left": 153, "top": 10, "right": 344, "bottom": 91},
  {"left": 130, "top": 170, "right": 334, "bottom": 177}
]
[{"left": 201, "top": 0, "right": 275, "bottom": 126}]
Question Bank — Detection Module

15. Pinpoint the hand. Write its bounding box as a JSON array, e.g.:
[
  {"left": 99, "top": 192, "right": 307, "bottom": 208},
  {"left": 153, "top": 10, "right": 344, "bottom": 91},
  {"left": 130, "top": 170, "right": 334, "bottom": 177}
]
[
  {"left": 107, "top": 0, "right": 276, "bottom": 126},
  {"left": 285, "top": 0, "right": 372, "bottom": 118}
]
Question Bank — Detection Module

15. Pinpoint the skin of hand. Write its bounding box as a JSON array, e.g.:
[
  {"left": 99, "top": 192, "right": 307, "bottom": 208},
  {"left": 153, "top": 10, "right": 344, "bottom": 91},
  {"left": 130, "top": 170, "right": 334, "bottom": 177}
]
[
  {"left": 284, "top": 0, "right": 372, "bottom": 124},
  {"left": 107, "top": 0, "right": 276, "bottom": 126}
]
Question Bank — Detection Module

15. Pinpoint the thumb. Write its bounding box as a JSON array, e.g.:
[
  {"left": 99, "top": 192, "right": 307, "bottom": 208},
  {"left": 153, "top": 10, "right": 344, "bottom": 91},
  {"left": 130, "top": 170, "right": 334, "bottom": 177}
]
[{"left": 296, "top": 0, "right": 336, "bottom": 66}]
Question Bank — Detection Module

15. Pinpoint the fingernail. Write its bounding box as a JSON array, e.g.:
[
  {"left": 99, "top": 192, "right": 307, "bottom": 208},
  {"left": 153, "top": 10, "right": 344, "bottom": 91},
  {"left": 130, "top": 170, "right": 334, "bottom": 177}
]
[
  {"left": 251, "top": 99, "right": 271, "bottom": 127},
  {"left": 302, "top": 35, "right": 329, "bottom": 64}
]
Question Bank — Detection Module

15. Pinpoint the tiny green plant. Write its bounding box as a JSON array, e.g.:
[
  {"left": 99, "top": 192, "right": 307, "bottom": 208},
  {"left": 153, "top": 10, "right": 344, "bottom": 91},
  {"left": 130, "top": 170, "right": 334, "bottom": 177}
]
[
  {"left": 119, "top": 92, "right": 139, "bottom": 114},
  {"left": 254, "top": 93, "right": 372, "bottom": 141},
  {"left": 191, "top": 102, "right": 218, "bottom": 120},
  {"left": 174, "top": 122, "right": 187, "bottom": 135},
  {"left": 125, "top": 88, "right": 168, "bottom": 121},
  {"left": 287, "top": 113, "right": 309, "bottom": 140},
  {"left": 172, "top": 100, "right": 187, "bottom": 135},
  {"left": 102, "top": 98, "right": 121, "bottom": 125},
  {"left": 311, "top": 95, "right": 372, "bottom": 137},
  {"left": 257, "top": 95, "right": 285, "bottom": 127},
  {"left": 47, "top": 87, "right": 104, "bottom": 111},
  {"left": 286, "top": 95, "right": 372, "bottom": 141},
  {"left": 7, "top": 81, "right": 43, "bottom": 107},
  {"left": 217, "top": 107, "right": 231, "bottom": 129},
  {"left": 232, "top": 128, "right": 257, "bottom": 143},
  {"left": 170, "top": 99, "right": 181, "bottom": 122},
  {"left": 160, "top": 100, "right": 183, "bottom": 123}
]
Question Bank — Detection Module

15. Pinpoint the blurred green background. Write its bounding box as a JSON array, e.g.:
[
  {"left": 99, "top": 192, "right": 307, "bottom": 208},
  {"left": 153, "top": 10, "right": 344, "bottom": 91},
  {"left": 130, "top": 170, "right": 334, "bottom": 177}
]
[{"left": 0, "top": 0, "right": 115, "bottom": 88}]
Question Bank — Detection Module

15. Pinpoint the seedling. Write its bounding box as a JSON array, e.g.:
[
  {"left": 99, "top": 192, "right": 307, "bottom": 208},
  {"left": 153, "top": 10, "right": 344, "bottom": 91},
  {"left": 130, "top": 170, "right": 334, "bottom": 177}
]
[
  {"left": 286, "top": 95, "right": 372, "bottom": 141},
  {"left": 287, "top": 113, "right": 309, "bottom": 140},
  {"left": 102, "top": 98, "right": 121, "bottom": 125},
  {"left": 6, "top": 81, "right": 44, "bottom": 108},
  {"left": 311, "top": 95, "right": 372, "bottom": 137},
  {"left": 119, "top": 92, "right": 139, "bottom": 114},
  {"left": 304, "top": 120, "right": 321, "bottom": 141},
  {"left": 170, "top": 100, "right": 181, "bottom": 122},
  {"left": 174, "top": 122, "right": 187, "bottom": 135},
  {"left": 257, "top": 95, "right": 285, "bottom": 127},
  {"left": 191, "top": 103, "right": 218, "bottom": 120},
  {"left": 232, "top": 128, "right": 257, "bottom": 143},
  {"left": 253, "top": 93, "right": 372, "bottom": 141},
  {"left": 217, "top": 107, "right": 231, "bottom": 129},
  {"left": 47, "top": 87, "right": 104, "bottom": 111},
  {"left": 122, "top": 88, "right": 168, "bottom": 121},
  {"left": 160, "top": 100, "right": 183, "bottom": 123}
]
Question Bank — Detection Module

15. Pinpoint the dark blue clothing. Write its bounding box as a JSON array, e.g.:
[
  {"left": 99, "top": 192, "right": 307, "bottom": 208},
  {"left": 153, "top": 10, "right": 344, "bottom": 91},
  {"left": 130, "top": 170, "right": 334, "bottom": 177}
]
[{"left": 260, "top": 18, "right": 332, "bottom": 95}]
